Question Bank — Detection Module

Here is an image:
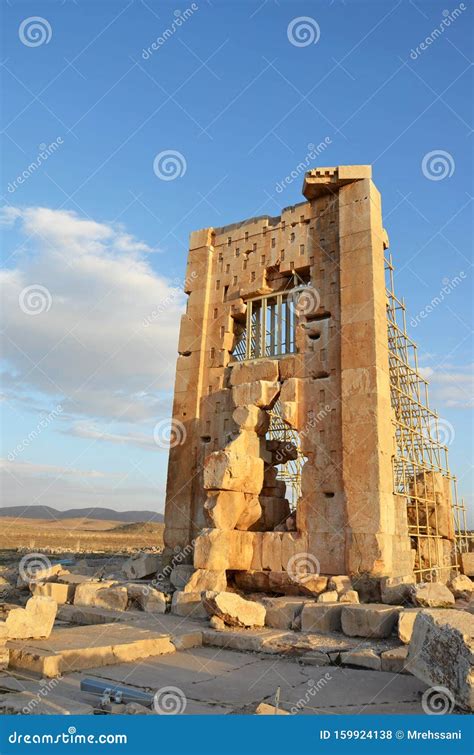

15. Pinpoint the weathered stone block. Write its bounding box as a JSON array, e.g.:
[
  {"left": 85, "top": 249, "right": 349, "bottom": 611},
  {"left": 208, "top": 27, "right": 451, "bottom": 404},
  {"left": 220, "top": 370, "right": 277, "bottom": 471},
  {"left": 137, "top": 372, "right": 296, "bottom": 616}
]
[
  {"left": 260, "top": 596, "right": 306, "bottom": 630},
  {"left": 2, "top": 596, "right": 57, "bottom": 640},
  {"left": 183, "top": 569, "right": 227, "bottom": 594},
  {"left": 30, "top": 581, "right": 72, "bottom": 604},
  {"left": 230, "top": 359, "right": 279, "bottom": 386},
  {"left": 407, "top": 609, "right": 474, "bottom": 711},
  {"left": 301, "top": 603, "right": 343, "bottom": 633},
  {"left": 380, "top": 646, "right": 410, "bottom": 674},
  {"left": 74, "top": 582, "right": 128, "bottom": 612},
  {"left": 202, "top": 591, "right": 266, "bottom": 628},
  {"left": 410, "top": 582, "right": 455, "bottom": 608},
  {"left": 170, "top": 591, "right": 207, "bottom": 619},
  {"left": 232, "top": 380, "right": 280, "bottom": 409},
  {"left": 232, "top": 405, "right": 269, "bottom": 435},
  {"left": 381, "top": 575, "right": 415, "bottom": 605},
  {"left": 122, "top": 554, "right": 161, "bottom": 580},
  {"left": 398, "top": 608, "right": 422, "bottom": 644},
  {"left": 317, "top": 591, "right": 339, "bottom": 603},
  {"left": 126, "top": 584, "right": 166, "bottom": 614},
  {"left": 461, "top": 553, "right": 474, "bottom": 577},
  {"left": 449, "top": 574, "right": 474, "bottom": 599},
  {"left": 341, "top": 604, "right": 401, "bottom": 639},
  {"left": 340, "top": 649, "right": 381, "bottom": 671}
]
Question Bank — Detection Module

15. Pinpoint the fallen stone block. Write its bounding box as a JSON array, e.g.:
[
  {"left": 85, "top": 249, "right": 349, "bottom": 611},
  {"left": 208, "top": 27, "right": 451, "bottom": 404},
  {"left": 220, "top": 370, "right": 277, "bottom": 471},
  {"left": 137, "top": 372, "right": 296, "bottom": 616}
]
[
  {"left": 341, "top": 604, "right": 401, "bottom": 639},
  {"left": 317, "top": 591, "right": 338, "bottom": 603},
  {"left": 449, "top": 574, "right": 474, "bottom": 599},
  {"left": 328, "top": 575, "right": 352, "bottom": 595},
  {"left": 461, "top": 553, "right": 474, "bottom": 577},
  {"left": 122, "top": 553, "right": 161, "bottom": 580},
  {"left": 407, "top": 609, "right": 474, "bottom": 711},
  {"left": 260, "top": 596, "right": 306, "bottom": 630},
  {"left": 381, "top": 576, "right": 415, "bottom": 605},
  {"left": 339, "top": 590, "right": 359, "bottom": 604},
  {"left": 380, "top": 646, "right": 410, "bottom": 674},
  {"left": 30, "top": 581, "right": 72, "bottom": 604},
  {"left": 182, "top": 568, "right": 227, "bottom": 594},
  {"left": 398, "top": 608, "right": 422, "bottom": 644},
  {"left": 126, "top": 584, "right": 166, "bottom": 614},
  {"left": 171, "top": 591, "right": 208, "bottom": 619},
  {"left": 122, "top": 703, "right": 154, "bottom": 715},
  {"left": 340, "top": 649, "right": 381, "bottom": 671},
  {"left": 209, "top": 615, "right": 226, "bottom": 631},
  {"left": 2, "top": 596, "right": 57, "bottom": 640},
  {"left": 301, "top": 604, "right": 343, "bottom": 633},
  {"left": 410, "top": 582, "right": 455, "bottom": 608},
  {"left": 170, "top": 565, "right": 194, "bottom": 590},
  {"left": 202, "top": 591, "right": 266, "bottom": 628},
  {"left": 300, "top": 651, "right": 331, "bottom": 666},
  {"left": 74, "top": 582, "right": 128, "bottom": 611},
  {"left": 17, "top": 563, "right": 63, "bottom": 588}
]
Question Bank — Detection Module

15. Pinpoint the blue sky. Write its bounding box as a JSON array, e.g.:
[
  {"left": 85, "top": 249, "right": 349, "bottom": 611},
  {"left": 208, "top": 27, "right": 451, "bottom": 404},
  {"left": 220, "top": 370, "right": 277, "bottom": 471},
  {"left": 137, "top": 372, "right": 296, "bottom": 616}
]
[{"left": 0, "top": 0, "right": 472, "bottom": 517}]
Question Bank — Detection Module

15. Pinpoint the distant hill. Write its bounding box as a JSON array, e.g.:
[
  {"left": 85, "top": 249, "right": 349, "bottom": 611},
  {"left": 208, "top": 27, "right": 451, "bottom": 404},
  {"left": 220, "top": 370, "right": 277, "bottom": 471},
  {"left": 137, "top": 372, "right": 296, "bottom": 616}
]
[{"left": 0, "top": 505, "right": 164, "bottom": 523}]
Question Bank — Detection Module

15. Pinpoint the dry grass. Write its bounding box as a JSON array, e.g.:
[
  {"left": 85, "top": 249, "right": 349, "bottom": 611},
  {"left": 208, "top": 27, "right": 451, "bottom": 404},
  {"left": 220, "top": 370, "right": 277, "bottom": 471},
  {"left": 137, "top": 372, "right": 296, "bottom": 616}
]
[{"left": 0, "top": 517, "right": 164, "bottom": 555}]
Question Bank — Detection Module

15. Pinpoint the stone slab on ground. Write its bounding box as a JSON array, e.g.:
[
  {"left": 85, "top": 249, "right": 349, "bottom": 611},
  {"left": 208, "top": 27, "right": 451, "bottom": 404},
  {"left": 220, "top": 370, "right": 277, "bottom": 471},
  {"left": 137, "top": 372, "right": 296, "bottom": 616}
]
[
  {"left": 341, "top": 604, "right": 401, "bottom": 638},
  {"left": 0, "top": 691, "right": 94, "bottom": 715},
  {"left": 410, "top": 583, "right": 455, "bottom": 608},
  {"left": 45, "top": 644, "right": 429, "bottom": 715},
  {"left": 407, "top": 609, "right": 474, "bottom": 711},
  {"left": 340, "top": 649, "right": 381, "bottom": 671},
  {"left": 7, "top": 622, "right": 200, "bottom": 678},
  {"left": 1, "top": 596, "right": 57, "bottom": 640},
  {"left": 381, "top": 647, "right": 410, "bottom": 674}
]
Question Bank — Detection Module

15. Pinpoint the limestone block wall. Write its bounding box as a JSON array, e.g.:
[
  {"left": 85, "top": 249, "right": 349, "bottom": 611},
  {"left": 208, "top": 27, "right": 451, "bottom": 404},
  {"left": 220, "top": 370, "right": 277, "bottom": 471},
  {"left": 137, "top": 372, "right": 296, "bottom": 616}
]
[{"left": 163, "top": 165, "right": 416, "bottom": 583}]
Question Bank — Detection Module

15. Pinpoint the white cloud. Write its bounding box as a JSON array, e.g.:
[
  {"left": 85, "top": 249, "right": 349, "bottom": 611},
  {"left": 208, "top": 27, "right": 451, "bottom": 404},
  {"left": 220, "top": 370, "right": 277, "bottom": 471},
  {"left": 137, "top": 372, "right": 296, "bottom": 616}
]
[
  {"left": 67, "top": 421, "right": 165, "bottom": 450},
  {"left": 0, "top": 458, "right": 164, "bottom": 512},
  {"left": 420, "top": 364, "right": 473, "bottom": 409},
  {"left": 1, "top": 206, "right": 186, "bottom": 422}
]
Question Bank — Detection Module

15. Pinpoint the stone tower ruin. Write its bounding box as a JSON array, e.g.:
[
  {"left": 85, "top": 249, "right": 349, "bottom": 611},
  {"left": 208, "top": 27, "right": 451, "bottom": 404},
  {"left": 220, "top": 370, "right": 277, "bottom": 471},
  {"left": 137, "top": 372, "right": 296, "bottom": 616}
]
[{"left": 163, "top": 165, "right": 469, "bottom": 595}]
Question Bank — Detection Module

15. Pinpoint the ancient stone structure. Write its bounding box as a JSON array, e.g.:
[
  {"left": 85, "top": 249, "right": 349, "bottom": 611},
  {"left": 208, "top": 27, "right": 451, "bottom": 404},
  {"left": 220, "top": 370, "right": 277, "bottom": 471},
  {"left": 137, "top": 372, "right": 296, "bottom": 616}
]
[{"left": 163, "top": 165, "right": 469, "bottom": 592}]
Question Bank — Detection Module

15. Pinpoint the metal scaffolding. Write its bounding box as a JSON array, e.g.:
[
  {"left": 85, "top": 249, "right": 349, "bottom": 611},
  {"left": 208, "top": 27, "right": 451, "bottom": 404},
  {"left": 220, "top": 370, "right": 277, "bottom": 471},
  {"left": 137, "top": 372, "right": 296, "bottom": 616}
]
[
  {"left": 385, "top": 254, "right": 471, "bottom": 581},
  {"left": 267, "top": 400, "right": 306, "bottom": 510}
]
